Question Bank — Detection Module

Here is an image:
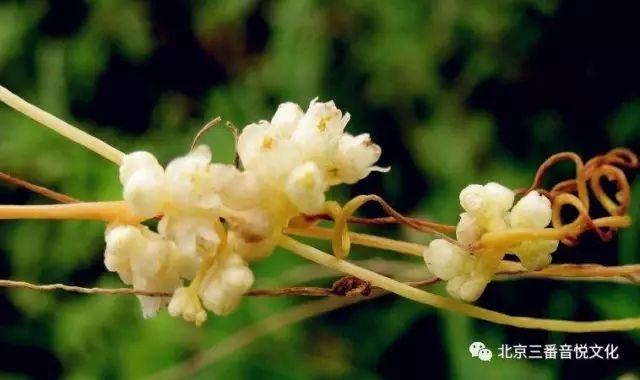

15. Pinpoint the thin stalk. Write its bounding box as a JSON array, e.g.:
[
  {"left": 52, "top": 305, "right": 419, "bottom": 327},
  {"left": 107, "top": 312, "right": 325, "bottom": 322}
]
[
  {"left": 0, "top": 201, "right": 141, "bottom": 223},
  {"left": 279, "top": 235, "right": 640, "bottom": 332},
  {"left": 0, "top": 85, "right": 124, "bottom": 164},
  {"left": 285, "top": 226, "right": 424, "bottom": 256}
]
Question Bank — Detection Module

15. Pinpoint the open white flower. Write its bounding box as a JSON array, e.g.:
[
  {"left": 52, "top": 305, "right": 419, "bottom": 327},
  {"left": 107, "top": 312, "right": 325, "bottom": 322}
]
[{"left": 333, "top": 133, "right": 387, "bottom": 184}]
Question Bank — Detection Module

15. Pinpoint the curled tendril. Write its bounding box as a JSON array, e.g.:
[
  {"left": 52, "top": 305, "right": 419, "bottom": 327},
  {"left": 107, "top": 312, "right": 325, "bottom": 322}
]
[
  {"left": 518, "top": 149, "right": 638, "bottom": 247},
  {"left": 328, "top": 194, "right": 461, "bottom": 259}
]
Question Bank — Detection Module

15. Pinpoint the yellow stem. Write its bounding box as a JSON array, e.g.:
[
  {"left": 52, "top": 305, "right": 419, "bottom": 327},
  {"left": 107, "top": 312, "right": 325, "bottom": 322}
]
[
  {"left": 285, "top": 226, "right": 424, "bottom": 257},
  {"left": 0, "top": 85, "right": 124, "bottom": 164},
  {"left": 0, "top": 201, "right": 142, "bottom": 223},
  {"left": 476, "top": 215, "right": 631, "bottom": 250},
  {"left": 279, "top": 235, "right": 640, "bottom": 332}
]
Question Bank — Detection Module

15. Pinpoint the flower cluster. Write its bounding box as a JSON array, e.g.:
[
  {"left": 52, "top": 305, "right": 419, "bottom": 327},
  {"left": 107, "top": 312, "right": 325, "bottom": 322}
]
[
  {"left": 237, "top": 99, "right": 387, "bottom": 214},
  {"left": 103, "top": 99, "right": 385, "bottom": 323},
  {"left": 423, "top": 183, "right": 558, "bottom": 302}
]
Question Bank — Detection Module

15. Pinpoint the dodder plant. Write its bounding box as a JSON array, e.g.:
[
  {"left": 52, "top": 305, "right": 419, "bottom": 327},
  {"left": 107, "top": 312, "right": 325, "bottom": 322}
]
[{"left": 1, "top": 85, "right": 639, "bottom": 332}]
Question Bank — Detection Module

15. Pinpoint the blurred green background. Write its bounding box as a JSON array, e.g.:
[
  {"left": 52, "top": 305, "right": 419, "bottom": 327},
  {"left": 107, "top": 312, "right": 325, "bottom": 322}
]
[{"left": 1, "top": 0, "right": 640, "bottom": 379}]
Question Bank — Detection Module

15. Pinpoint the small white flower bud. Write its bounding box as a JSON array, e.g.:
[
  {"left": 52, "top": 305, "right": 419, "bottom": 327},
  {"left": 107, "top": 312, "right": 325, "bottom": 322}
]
[
  {"left": 484, "top": 182, "right": 515, "bottom": 214},
  {"left": 456, "top": 212, "right": 483, "bottom": 246},
  {"left": 123, "top": 169, "right": 165, "bottom": 217},
  {"left": 271, "top": 102, "right": 304, "bottom": 138},
  {"left": 459, "top": 184, "right": 486, "bottom": 214},
  {"left": 422, "top": 239, "right": 471, "bottom": 280},
  {"left": 119, "top": 151, "right": 163, "bottom": 184},
  {"left": 509, "top": 191, "right": 552, "bottom": 228},
  {"left": 104, "top": 224, "right": 147, "bottom": 284}
]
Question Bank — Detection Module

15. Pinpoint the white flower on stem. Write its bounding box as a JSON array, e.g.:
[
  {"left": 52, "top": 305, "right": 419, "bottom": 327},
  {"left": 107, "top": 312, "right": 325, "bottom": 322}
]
[
  {"left": 158, "top": 214, "right": 220, "bottom": 257},
  {"left": 292, "top": 99, "right": 350, "bottom": 165},
  {"left": 168, "top": 287, "right": 207, "bottom": 326},
  {"left": 423, "top": 239, "right": 472, "bottom": 280},
  {"left": 508, "top": 190, "right": 552, "bottom": 229},
  {"left": 285, "top": 161, "right": 327, "bottom": 214},
  {"left": 271, "top": 102, "right": 304, "bottom": 138},
  {"left": 104, "top": 223, "right": 198, "bottom": 318},
  {"left": 164, "top": 145, "right": 220, "bottom": 210},
  {"left": 208, "top": 163, "right": 263, "bottom": 211},
  {"left": 199, "top": 253, "right": 254, "bottom": 316},
  {"left": 237, "top": 121, "right": 300, "bottom": 181},
  {"left": 508, "top": 191, "right": 559, "bottom": 270},
  {"left": 119, "top": 151, "right": 165, "bottom": 217},
  {"left": 422, "top": 239, "right": 489, "bottom": 302},
  {"left": 456, "top": 212, "right": 483, "bottom": 246},
  {"left": 459, "top": 182, "right": 514, "bottom": 231},
  {"left": 333, "top": 133, "right": 388, "bottom": 185}
]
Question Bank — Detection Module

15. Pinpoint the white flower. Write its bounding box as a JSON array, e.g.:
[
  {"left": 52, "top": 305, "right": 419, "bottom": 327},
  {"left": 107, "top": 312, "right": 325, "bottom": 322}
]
[
  {"left": 104, "top": 224, "right": 145, "bottom": 284},
  {"left": 423, "top": 239, "right": 472, "bottom": 280},
  {"left": 456, "top": 212, "right": 483, "bottom": 246},
  {"left": 422, "top": 239, "right": 490, "bottom": 302},
  {"left": 459, "top": 182, "right": 513, "bottom": 231},
  {"left": 119, "top": 151, "right": 163, "bottom": 184},
  {"left": 292, "top": 99, "right": 350, "bottom": 165},
  {"left": 271, "top": 102, "right": 304, "bottom": 138},
  {"left": 104, "top": 223, "right": 197, "bottom": 318},
  {"left": 508, "top": 191, "right": 558, "bottom": 270},
  {"left": 208, "top": 163, "right": 263, "bottom": 210},
  {"left": 295, "top": 99, "right": 349, "bottom": 140},
  {"left": 237, "top": 121, "right": 300, "bottom": 181},
  {"left": 158, "top": 214, "right": 220, "bottom": 256},
  {"left": 120, "top": 152, "right": 165, "bottom": 217},
  {"left": 168, "top": 287, "right": 207, "bottom": 326},
  {"left": 333, "top": 133, "right": 387, "bottom": 184},
  {"left": 508, "top": 191, "right": 552, "bottom": 229},
  {"left": 285, "top": 161, "right": 327, "bottom": 214},
  {"left": 199, "top": 253, "right": 254, "bottom": 316},
  {"left": 164, "top": 145, "right": 220, "bottom": 210}
]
